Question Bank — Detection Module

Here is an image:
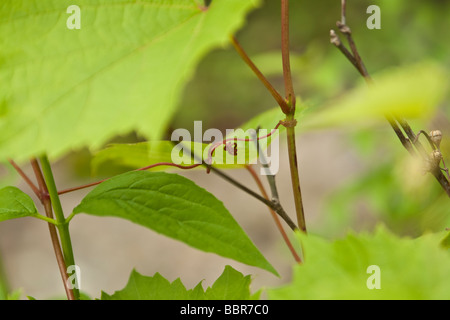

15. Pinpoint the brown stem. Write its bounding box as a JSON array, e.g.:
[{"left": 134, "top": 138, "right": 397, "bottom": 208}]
[
  {"left": 385, "top": 116, "right": 416, "bottom": 156},
  {"left": 230, "top": 36, "right": 290, "bottom": 114},
  {"left": 281, "top": 0, "right": 295, "bottom": 110},
  {"left": 340, "top": 0, "right": 347, "bottom": 25},
  {"left": 330, "top": 30, "right": 365, "bottom": 78},
  {"left": 246, "top": 165, "right": 301, "bottom": 263},
  {"left": 8, "top": 160, "right": 41, "bottom": 199},
  {"left": 338, "top": 22, "right": 369, "bottom": 78},
  {"left": 285, "top": 114, "right": 307, "bottom": 232},
  {"left": 30, "top": 159, "right": 75, "bottom": 300},
  {"left": 281, "top": 0, "right": 307, "bottom": 232}
]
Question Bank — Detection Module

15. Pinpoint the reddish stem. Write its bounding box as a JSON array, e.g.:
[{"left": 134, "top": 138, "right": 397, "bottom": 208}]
[
  {"left": 281, "top": 0, "right": 295, "bottom": 110},
  {"left": 58, "top": 162, "right": 202, "bottom": 195},
  {"left": 230, "top": 36, "right": 290, "bottom": 114},
  {"left": 8, "top": 159, "right": 41, "bottom": 199}
]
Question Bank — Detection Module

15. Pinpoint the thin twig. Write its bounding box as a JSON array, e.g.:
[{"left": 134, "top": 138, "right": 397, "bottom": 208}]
[
  {"left": 207, "top": 160, "right": 297, "bottom": 231},
  {"left": 330, "top": 30, "right": 364, "bottom": 78},
  {"left": 281, "top": 0, "right": 295, "bottom": 109},
  {"left": 385, "top": 116, "right": 416, "bottom": 156},
  {"left": 230, "top": 36, "right": 290, "bottom": 114},
  {"left": 58, "top": 162, "right": 202, "bottom": 195},
  {"left": 251, "top": 130, "right": 298, "bottom": 230},
  {"left": 337, "top": 20, "right": 369, "bottom": 78},
  {"left": 8, "top": 160, "right": 41, "bottom": 199},
  {"left": 246, "top": 165, "right": 301, "bottom": 263},
  {"left": 251, "top": 130, "right": 280, "bottom": 202}
]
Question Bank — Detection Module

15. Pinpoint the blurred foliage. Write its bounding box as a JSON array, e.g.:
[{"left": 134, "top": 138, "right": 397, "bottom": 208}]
[
  {"left": 268, "top": 227, "right": 450, "bottom": 299},
  {"left": 101, "top": 265, "right": 259, "bottom": 300}
]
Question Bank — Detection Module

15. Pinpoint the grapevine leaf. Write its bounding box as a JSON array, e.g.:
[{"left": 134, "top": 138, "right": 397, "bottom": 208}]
[
  {"left": 73, "top": 171, "right": 277, "bottom": 275},
  {"left": 268, "top": 226, "right": 450, "bottom": 299},
  {"left": 203, "top": 265, "right": 253, "bottom": 300},
  {"left": 0, "top": 0, "right": 261, "bottom": 162},
  {"left": 0, "top": 186, "right": 38, "bottom": 222},
  {"left": 100, "top": 265, "right": 255, "bottom": 300}
]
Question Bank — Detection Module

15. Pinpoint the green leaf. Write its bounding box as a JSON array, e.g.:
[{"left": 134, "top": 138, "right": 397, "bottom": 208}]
[
  {"left": 101, "top": 265, "right": 255, "bottom": 300},
  {"left": 74, "top": 171, "right": 277, "bottom": 275},
  {"left": 102, "top": 271, "right": 190, "bottom": 300},
  {"left": 0, "top": 187, "right": 38, "bottom": 222},
  {"left": 268, "top": 227, "right": 450, "bottom": 299},
  {"left": 203, "top": 265, "right": 252, "bottom": 300},
  {"left": 91, "top": 141, "right": 243, "bottom": 175},
  {"left": 0, "top": 0, "right": 261, "bottom": 162},
  {"left": 301, "top": 62, "right": 447, "bottom": 130}
]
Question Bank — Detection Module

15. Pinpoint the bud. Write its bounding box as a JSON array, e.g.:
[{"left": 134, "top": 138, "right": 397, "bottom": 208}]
[
  {"left": 429, "top": 130, "right": 442, "bottom": 148},
  {"left": 431, "top": 149, "right": 443, "bottom": 164}
]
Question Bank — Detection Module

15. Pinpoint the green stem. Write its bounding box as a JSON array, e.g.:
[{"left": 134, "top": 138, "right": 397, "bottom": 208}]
[
  {"left": 65, "top": 211, "right": 77, "bottom": 224},
  {"left": 39, "top": 155, "right": 79, "bottom": 299},
  {"left": 33, "top": 214, "right": 58, "bottom": 225}
]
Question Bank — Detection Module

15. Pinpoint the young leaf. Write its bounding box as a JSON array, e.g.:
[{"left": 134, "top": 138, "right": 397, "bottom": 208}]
[
  {"left": 101, "top": 265, "right": 255, "bottom": 300},
  {"left": 268, "top": 226, "right": 450, "bottom": 299},
  {"left": 0, "top": 0, "right": 261, "bottom": 162},
  {"left": 0, "top": 187, "right": 38, "bottom": 222},
  {"left": 73, "top": 171, "right": 277, "bottom": 275}
]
